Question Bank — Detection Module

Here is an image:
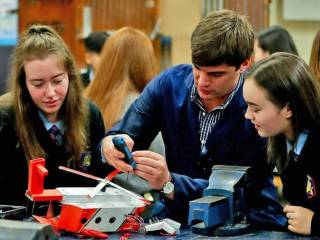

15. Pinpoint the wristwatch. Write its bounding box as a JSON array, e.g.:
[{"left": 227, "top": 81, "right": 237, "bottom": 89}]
[
  {"left": 162, "top": 181, "right": 174, "bottom": 195},
  {"left": 161, "top": 174, "right": 175, "bottom": 195}
]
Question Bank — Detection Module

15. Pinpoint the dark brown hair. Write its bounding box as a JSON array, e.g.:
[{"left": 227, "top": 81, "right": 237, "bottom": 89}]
[
  {"left": 191, "top": 9, "right": 254, "bottom": 69},
  {"left": 246, "top": 52, "right": 320, "bottom": 172}
]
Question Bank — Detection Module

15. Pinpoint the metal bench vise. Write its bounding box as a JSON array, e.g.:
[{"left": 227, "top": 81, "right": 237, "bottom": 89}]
[{"left": 188, "top": 165, "right": 251, "bottom": 236}]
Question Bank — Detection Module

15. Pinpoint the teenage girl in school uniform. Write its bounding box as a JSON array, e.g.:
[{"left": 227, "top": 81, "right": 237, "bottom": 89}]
[
  {"left": 0, "top": 25, "right": 110, "bottom": 207},
  {"left": 243, "top": 52, "right": 320, "bottom": 235}
]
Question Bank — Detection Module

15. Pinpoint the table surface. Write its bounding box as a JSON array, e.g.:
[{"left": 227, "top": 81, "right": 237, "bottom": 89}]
[
  {"left": 60, "top": 228, "right": 319, "bottom": 240},
  {"left": 0, "top": 210, "right": 318, "bottom": 240}
]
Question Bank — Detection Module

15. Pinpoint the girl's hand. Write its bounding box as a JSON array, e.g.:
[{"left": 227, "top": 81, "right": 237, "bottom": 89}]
[{"left": 284, "top": 204, "right": 314, "bottom": 235}]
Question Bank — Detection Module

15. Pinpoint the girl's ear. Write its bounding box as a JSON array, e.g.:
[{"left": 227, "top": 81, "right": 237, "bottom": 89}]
[{"left": 283, "top": 103, "right": 293, "bottom": 118}]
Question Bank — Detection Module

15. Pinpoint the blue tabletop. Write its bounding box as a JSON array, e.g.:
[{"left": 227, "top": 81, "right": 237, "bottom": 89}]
[{"left": 60, "top": 228, "right": 319, "bottom": 239}]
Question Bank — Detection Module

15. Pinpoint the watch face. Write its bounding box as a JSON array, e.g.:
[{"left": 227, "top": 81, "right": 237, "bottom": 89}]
[{"left": 163, "top": 181, "right": 174, "bottom": 195}]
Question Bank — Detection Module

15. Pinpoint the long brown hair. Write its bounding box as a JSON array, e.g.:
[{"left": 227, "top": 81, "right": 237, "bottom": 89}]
[
  {"left": 309, "top": 29, "right": 320, "bottom": 82},
  {"left": 84, "top": 27, "right": 157, "bottom": 129},
  {"left": 7, "top": 24, "right": 87, "bottom": 162}
]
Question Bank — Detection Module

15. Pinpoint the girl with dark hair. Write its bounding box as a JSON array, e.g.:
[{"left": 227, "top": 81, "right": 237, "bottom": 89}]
[
  {"left": 244, "top": 52, "right": 320, "bottom": 235},
  {"left": 253, "top": 25, "right": 298, "bottom": 63}
]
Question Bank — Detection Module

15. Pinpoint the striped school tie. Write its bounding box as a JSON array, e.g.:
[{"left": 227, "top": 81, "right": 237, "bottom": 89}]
[{"left": 49, "top": 125, "right": 63, "bottom": 145}]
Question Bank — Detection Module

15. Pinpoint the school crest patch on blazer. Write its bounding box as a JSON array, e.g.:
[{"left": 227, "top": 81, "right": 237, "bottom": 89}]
[
  {"left": 79, "top": 151, "right": 91, "bottom": 171},
  {"left": 306, "top": 175, "right": 316, "bottom": 199}
]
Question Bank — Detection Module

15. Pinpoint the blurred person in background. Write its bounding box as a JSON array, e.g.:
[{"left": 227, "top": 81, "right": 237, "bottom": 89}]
[
  {"left": 80, "top": 31, "right": 110, "bottom": 87},
  {"left": 84, "top": 26, "right": 164, "bottom": 155},
  {"left": 253, "top": 25, "right": 298, "bottom": 63}
]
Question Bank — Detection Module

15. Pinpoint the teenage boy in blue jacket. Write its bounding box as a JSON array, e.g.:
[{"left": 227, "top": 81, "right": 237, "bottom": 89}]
[{"left": 101, "top": 10, "right": 287, "bottom": 228}]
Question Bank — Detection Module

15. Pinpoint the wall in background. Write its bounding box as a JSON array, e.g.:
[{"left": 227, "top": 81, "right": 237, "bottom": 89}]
[
  {"left": 269, "top": 0, "right": 320, "bottom": 63},
  {"left": 159, "top": 0, "right": 201, "bottom": 66},
  {"left": 0, "top": 0, "right": 18, "bottom": 94},
  {"left": 160, "top": 0, "right": 320, "bottom": 66},
  {"left": 1, "top": 0, "right": 318, "bottom": 89}
]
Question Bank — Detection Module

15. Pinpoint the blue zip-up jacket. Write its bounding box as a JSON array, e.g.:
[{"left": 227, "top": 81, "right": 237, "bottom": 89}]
[{"left": 108, "top": 64, "right": 287, "bottom": 228}]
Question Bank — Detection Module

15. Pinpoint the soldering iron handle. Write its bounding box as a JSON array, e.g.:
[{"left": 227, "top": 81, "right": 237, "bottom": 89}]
[{"left": 112, "top": 136, "right": 137, "bottom": 169}]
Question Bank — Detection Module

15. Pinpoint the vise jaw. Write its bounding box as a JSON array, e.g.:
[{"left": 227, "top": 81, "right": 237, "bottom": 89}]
[{"left": 188, "top": 165, "right": 251, "bottom": 236}]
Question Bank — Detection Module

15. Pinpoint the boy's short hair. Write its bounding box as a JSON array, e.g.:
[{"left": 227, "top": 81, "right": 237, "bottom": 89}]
[
  {"left": 84, "top": 31, "right": 110, "bottom": 54},
  {"left": 191, "top": 9, "right": 254, "bottom": 69}
]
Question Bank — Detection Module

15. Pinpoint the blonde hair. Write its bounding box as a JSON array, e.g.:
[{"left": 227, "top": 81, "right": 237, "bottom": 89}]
[
  {"left": 8, "top": 24, "right": 87, "bottom": 162},
  {"left": 309, "top": 29, "right": 320, "bottom": 82},
  {"left": 84, "top": 27, "right": 157, "bottom": 129}
]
